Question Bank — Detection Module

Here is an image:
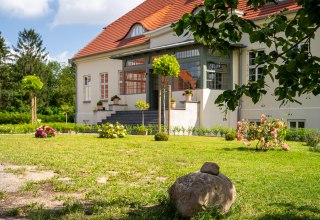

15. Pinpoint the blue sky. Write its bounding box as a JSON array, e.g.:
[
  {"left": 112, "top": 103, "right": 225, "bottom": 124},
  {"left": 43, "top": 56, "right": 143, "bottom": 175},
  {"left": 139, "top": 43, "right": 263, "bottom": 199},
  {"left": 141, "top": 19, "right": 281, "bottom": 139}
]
[{"left": 0, "top": 0, "right": 145, "bottom": 63}]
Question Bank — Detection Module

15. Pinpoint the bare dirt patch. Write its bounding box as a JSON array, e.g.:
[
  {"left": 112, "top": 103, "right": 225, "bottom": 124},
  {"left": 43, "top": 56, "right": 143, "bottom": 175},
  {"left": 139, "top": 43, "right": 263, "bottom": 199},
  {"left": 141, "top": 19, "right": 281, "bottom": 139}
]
[{"left": 0, "top": 163, "right": 84, "bottom": 219}]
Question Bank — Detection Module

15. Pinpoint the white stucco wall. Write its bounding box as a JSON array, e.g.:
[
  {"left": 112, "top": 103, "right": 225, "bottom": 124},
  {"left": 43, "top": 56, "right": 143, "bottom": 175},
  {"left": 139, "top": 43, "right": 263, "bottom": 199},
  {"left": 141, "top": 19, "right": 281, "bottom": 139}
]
[
  {"left": 169, "top": 102, "right": 200, "bottom": 129},
  {"left": 238, "top": 23, "right": 320, "bottom": 128},
  {"left": 122, "top": 94, "right": 147, "bottom": 110},
  {"left": 147, "top": 27, "right": 193, "bottom": 49},
  {"left": 170, "top": 89, "right": 238, "bottom": 129},
  {"left": 75, "top": 57, "right": 122, "bottom": 124}
]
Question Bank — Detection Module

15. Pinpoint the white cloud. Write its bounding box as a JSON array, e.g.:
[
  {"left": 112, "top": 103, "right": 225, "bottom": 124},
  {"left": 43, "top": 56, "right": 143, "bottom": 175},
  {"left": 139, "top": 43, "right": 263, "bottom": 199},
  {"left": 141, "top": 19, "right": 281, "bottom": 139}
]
[
  {"left": 0, "top": 0, "right": 52, "bottom": 18},
  {"left": 48, "top": 51, "right": 71, "bottom": 63},
  {"left": 52, "top": 0, "right": 145, "bottom": 27}
]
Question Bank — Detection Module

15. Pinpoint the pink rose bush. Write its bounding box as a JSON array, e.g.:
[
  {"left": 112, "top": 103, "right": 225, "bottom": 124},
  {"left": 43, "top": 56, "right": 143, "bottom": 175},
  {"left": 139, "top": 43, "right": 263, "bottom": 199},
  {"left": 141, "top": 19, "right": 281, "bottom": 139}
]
[
  {"left": 237, "top": 114, "right": 289, "bottom": 151},
  {"left": 35, "top": 126, "right": 56, "bottom": 138}
]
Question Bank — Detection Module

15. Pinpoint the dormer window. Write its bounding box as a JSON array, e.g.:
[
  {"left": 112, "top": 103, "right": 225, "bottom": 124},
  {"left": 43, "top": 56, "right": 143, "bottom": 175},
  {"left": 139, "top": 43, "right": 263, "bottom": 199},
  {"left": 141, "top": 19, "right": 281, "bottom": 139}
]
[
  {"left": 192, "top": 6, "right": 203, "bottom": 15},
  {"left": 125, "top": 24, "right": 146, "bottom": 38}
]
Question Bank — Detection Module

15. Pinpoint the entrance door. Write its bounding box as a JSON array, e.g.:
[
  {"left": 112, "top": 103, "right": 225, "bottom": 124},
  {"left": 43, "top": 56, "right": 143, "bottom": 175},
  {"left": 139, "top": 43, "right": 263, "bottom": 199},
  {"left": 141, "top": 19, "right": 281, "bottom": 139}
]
[{"left": 148, "top": 69, "right": 159, "bottom": 110}]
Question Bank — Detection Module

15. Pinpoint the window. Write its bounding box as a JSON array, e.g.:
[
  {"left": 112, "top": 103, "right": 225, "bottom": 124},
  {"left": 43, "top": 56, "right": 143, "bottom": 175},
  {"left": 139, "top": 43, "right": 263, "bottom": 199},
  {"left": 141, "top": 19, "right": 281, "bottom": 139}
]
[
  {"left": 100, "top": 72, "right": 108, "bottom": 100},
  {"left": 119, "top": 71, "right": 123, "bottom": 95},
  {"left": 124, "top": 70, "right": 146, "bottom": 94},
  {"left": 175, "top": 49, "right": 200, "bottom": 59},
  {"left": 288, "top": 120, "right": 305, "bottom": 129},
  {"left": 248, "top": 120, "right": 261, "bottom": 126},
  {"left": 248, "top": 50, "right": 265, "bottom": 82},
  {"left": 126, "top": 58, "right": 145, "bottom": 67},
  {"left": 83, "top": 75, "right": 91, "bottom": 101},
  {"left": 126, "top": 24, "right": 145, "bottom": 38},
  {"left": 173, "top": 61, "right": 201, "bottom": 91},
  {"left": 206, "top": 62, "right": 229, "bottom": 90}
]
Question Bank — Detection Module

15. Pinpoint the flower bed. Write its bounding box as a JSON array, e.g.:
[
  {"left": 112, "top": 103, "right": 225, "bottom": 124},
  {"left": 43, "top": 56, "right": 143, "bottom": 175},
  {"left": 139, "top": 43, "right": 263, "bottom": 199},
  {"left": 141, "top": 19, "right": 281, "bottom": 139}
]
[
  {"left": 35, "top": 125, "right": 56, "bottom": 138},
  {"left": 237, "top": 114, "right": 288, "bottom": 151}
]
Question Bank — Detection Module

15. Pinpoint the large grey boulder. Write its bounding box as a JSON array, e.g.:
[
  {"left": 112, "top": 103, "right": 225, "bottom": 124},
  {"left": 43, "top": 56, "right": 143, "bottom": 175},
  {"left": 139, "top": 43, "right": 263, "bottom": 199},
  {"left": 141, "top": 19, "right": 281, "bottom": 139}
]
[{"left": 169, "top": 163, "right": 236, "bottom": 218}]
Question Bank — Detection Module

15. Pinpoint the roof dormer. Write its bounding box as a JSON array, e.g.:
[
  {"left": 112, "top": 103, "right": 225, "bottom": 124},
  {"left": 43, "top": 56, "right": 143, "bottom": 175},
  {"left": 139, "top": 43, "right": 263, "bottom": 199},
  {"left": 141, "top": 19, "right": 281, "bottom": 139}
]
[{"left": 125, "top": 23, "right": 146, "bottom": 39}]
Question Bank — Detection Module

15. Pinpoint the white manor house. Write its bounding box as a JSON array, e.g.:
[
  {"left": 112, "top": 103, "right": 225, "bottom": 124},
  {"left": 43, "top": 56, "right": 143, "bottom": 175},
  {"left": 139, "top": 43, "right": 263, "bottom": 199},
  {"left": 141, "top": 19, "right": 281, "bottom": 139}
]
[{"left": 72, "top": 0, "right": 320, "bottom": 129}]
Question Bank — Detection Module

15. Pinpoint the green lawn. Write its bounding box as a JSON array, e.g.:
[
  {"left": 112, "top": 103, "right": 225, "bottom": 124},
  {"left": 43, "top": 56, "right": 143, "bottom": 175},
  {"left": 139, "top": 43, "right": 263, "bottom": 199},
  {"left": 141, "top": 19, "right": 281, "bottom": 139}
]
[{"left": 0, "top": 134, "right": 319, "bottom": 219}]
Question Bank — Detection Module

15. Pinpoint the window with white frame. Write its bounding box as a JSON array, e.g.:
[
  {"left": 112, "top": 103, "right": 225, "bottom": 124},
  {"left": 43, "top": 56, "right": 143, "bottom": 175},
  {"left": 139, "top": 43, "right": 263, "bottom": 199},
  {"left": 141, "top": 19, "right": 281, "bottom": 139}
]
[
  {"left": 83, "top": 75, "right": 91, "bottom": 101},
  {"left": 206, "top": 62, "right": 228, "bottom": 90},
  {"left": 288, "top": 120, "right": 305, "bottom": 129},
  {"left": 100, "top": 72, "right": 108, "bottom": 100},
  {"left": 248, "top": 50, "right": 265, "bottom": 82}
]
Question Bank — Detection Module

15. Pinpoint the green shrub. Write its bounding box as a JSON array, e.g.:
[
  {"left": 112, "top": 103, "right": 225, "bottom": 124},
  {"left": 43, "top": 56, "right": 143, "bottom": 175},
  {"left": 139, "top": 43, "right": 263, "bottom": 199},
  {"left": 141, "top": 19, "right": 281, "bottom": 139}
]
[
  {"left": 225, "top": 131, "right": 236, "bottom": 141},
  {"left": 285, "top": 129, "right": 299, "bottom": 141},
  {"left": 0, "top": 112, "right": 74, "bottom": 124},
  {"left": 99, "top": 122, "right": 127, "bottom": 138},
  {"left": 310, "top": 145, "right": 320, "bottom": 152},
  {"left": 133, "top": 125, "right": 147, "bottom": 132},
  {"left": 210, "top": 125, "right": 221, "bottom": 136},
  {"left": 155, "top": 132, "right": 169, "bottom": 141},
  {"left": 306, "top": 133, "right": 320, "bottom": 148}
]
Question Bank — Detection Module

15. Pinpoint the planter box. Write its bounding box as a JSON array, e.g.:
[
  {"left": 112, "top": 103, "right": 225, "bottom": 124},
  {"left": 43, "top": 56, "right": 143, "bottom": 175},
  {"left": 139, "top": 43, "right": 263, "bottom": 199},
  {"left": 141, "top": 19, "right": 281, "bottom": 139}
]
[{"left": 132, "top": 131, "right": 148, "bottom": 135}]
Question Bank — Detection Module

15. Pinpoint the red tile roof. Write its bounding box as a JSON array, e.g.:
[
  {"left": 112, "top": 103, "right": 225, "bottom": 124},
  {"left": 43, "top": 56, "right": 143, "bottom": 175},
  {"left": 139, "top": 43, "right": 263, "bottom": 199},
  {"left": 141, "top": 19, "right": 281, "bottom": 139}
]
[
  {"left": 73, "top": 0, "right": 300, "bottom": 59},
  {"left": 244, "top": 0, "right": 300, "bottom": 20}
]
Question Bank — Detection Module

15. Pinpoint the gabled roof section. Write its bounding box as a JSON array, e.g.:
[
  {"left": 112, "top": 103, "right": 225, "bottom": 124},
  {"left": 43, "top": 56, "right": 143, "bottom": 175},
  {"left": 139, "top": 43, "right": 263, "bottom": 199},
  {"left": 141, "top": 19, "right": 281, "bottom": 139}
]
[
  {"left": 73, "top": 0, "right": 300, "bottom": 60},
  {"left": 73, "top": 0, "right": 204, "bottom": 59},
  {"left": 139, "top": 4, "right": 175, "bottom": 30}
]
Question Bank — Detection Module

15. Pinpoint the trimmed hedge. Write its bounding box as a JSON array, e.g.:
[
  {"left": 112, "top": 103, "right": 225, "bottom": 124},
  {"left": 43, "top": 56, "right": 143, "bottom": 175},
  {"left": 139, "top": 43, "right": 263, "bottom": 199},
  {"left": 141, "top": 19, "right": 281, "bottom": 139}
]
[
  {"left": 0, "top": 112, "right": 72, "bottom": 124},
  {"left": 0, "top": 123, "right": 99, "bottom": 134}
]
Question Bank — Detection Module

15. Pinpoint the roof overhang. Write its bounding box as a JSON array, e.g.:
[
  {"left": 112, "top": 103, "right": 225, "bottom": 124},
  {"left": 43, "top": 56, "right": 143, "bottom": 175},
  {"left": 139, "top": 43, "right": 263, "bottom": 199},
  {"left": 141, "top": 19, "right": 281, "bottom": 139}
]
[
  {"left": 111, "top": 40, "right": 247, "bottom": 59},
  {"left": 111, "top": 40, "right": 196, "bottom": 59}
]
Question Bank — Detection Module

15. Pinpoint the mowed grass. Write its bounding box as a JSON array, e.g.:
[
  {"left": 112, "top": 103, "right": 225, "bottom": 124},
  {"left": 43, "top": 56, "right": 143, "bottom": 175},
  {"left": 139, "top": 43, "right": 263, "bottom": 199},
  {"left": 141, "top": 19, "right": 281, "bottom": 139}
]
[{"left": 0, "top": 134, "right": 319, "bottom": 219}]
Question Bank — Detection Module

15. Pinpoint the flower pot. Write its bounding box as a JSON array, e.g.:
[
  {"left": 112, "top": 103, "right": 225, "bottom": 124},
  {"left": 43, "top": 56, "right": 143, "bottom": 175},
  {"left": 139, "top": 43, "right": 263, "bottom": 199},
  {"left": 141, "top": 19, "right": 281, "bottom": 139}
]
[
  {"left": 170, "top": 102, "right": 176, "bottom": 109},
  {"left": 113, "top": 98, "right": 119, "bottom": 105},
  {"left": 185, "top": 94, "right": 192, "bottom": 102}
]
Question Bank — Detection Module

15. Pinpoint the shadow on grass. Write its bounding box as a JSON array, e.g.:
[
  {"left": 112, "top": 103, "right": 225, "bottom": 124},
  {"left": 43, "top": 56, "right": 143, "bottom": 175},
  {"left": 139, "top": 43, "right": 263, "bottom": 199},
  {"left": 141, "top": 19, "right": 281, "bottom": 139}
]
[
  {"left": 0, "top": 195, "right": 180, "bottom": 220},
  {"left": 222, "top": 147, "right": 261, "bottom": 152},
  {"left": 257, "top": 202, "right": 320, "bottom": 220},
  {"left": 0, "top": 200, "right": 94, "bottom": 220},
  {"left": 125, "top": 203, "right": 181, "bottom": 220}
]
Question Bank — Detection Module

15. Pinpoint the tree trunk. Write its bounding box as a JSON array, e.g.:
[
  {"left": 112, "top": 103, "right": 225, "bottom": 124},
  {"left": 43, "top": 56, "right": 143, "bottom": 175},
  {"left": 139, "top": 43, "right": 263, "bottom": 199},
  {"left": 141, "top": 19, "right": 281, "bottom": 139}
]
[
  {"left": 158, "top": 76, "right": 162, "bottom": 133},
  {"left": 168, "top": 85, "right": 171, "bottom": 135},
  {"left": 31, "top": 95, "right": 37, "bottom": 124},
  {"left": 142, "top": 111, "right": 144, "bottom": 126}
]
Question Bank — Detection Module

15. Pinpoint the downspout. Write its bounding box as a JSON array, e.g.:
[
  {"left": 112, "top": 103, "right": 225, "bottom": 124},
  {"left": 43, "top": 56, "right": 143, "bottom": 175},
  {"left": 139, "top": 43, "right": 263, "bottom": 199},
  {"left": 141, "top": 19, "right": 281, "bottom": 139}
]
[
  {"left": 75, "top": 63, "right": 78, "bottom": 124},
  {"left": 237, "top": 48, "right": 243, "bottom": 122}
]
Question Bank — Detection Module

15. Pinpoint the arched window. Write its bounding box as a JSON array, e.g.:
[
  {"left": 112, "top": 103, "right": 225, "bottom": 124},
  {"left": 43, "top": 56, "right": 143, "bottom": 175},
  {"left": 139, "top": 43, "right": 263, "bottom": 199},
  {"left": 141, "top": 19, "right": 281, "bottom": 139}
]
[
  {"left": 126, "top": 24, "right": 146, "bottom": 38},
  {"left": 192, "top": 6, "right": 203, "bottom": 15}
]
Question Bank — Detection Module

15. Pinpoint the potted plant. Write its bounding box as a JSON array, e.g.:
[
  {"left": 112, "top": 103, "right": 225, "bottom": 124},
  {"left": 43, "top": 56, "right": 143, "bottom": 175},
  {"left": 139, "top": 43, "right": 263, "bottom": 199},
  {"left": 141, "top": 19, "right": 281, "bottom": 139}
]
[
  {"left": 183, "top": 89, "right": 193, "bottom": 102},
  {"left": 132, "top": 125, "right": 148, "bottom": 135},
  {"left": 97, "top": 100, "right": 103, "bottom": 110},
  {"left": 111, "top": 95, "right": 121, "bottom": 104},
  {"left": 170, "top": 98, "right": 176, "bottom": 109}
]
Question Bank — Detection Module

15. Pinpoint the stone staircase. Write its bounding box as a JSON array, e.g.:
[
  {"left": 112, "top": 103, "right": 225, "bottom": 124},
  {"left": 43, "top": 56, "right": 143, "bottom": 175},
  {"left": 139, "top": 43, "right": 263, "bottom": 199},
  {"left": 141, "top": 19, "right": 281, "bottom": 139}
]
[{"left": 100, "top": 110, "right": 162, "bottom": 126}]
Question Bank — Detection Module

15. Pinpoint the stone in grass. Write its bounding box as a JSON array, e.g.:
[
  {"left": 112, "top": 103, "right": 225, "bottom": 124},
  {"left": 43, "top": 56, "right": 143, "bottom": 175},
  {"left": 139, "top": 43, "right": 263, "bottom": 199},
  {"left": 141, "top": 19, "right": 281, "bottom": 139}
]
[
  {"left": 200, "top": 162, "right": 219, "bottom": 175},
  {"left": 169, "top": 163, "right": 236, "bottom": 218}
]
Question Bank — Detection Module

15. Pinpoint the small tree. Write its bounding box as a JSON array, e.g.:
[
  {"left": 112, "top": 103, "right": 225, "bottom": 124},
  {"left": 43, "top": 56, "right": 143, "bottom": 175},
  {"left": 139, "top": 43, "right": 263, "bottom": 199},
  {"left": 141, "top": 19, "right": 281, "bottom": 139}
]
[
  {"left": 61, "top": 104, "right": 71, "bottom": 124},
  {"left": 135, "top": 100, "right": 150, "bottom": 126},
  {"left": 22, "top": 75, "right": 43, "bottom": 124},
  {"left": 152, "top": 55, "right": 180, "bottom": 132}
]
